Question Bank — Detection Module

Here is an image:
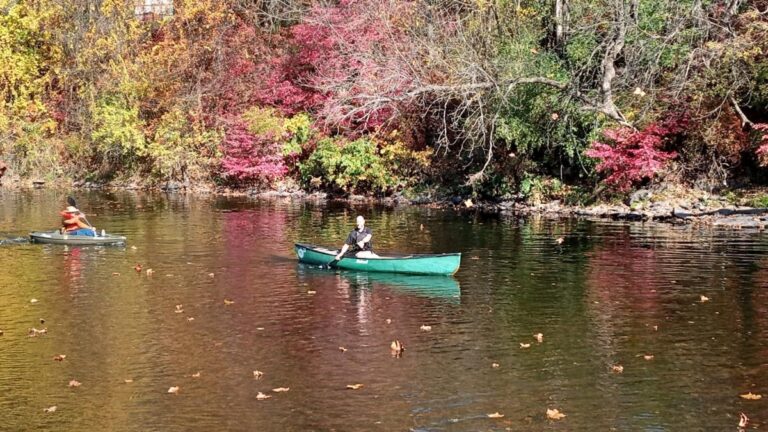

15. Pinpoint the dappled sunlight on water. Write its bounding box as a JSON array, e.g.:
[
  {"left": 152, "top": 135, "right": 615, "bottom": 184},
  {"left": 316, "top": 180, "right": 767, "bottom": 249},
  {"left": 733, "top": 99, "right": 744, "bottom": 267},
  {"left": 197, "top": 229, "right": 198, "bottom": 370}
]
[{"left": 2, "top": 190, "right": 768, "bottom": 431}]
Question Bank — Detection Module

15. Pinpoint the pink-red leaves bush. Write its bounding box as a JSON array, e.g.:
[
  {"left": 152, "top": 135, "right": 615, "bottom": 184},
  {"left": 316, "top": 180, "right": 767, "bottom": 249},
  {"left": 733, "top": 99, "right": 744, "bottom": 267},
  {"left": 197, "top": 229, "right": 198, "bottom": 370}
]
[
  {"left": 220, "top": 121, "right": 287, "bottom": 185},
  {"left": 586, "top": 116, "right": 688, "bottom": 191},
  {"left": 755, "top": 123, "right": 768, "bottom": 166}
]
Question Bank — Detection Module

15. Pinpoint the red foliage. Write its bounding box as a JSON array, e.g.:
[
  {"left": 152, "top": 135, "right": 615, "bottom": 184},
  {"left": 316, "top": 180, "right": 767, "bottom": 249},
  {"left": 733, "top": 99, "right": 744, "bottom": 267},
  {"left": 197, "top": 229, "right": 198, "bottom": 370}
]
[
  {"left": 220, "top": 121, "right": 288, "bottom": 185},
  {"left": 755, "top": 123, "right": 768, "bottom": 166},
  {"left": 586, "top": 116, "right": 688, "bottom": 191},
  {"left": 255, "top": 0, "right": 416, "bottom": 136}
]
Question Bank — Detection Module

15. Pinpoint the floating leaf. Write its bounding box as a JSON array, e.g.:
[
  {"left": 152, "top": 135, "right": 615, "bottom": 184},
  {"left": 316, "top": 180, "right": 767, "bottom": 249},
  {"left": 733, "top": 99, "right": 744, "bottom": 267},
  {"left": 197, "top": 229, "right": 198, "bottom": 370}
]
[
  {"left": 555, "top": 237, "right": 564, "bottom": 244},
  {"left": 520, "top": 343, "right": 531, "bottom": 349},
  {"left": 256, "top": 392, "right": 271, "bottom": 400},
  {"left": 534, "top": 333, "right": 543, "bottom": 343},
  {"left": 611, "top": 365, "right": 624, "bottom": 373},
  {"left": 146, "top": 269, "right": 154, "bottom": 276},
  {"left": 134, "top": 264, "right": 142, "bottom": 273},
  {"left": 546, "top": 408, "right": 566, "bottom": 420},
  {"left": 346, "top": 384, "right": 364, "bottom": 390},
  {"left": 487, "top": 412, "right": 504, "bottom": 419},
  {"left": 272, "top": 387, "right": 290, "bottom": 392},
  {"left": 187, "top": 317, "right": 195, "bottom": 322},
  {"left": 112, "top": 272, "right": 120, "bottom": 276},
  {"left": 740, "top": 392, "right": 762, "bottom": 400},
  {"left": 224, "top": 299, "right": 235, "bottom": 305},
  {"left": 253, "top": 370, "right": 264, "bottom": 379},
  {"left": 420, "top": 325, "right": 432, "bottom": 331},
  {"left": 53, "top": 354, "right": 66, "bottom": 362},
  {"left": 131, "top": 246, "right": 137, "bottom": 250},
  {"left": 385, "top": 319, "right": 392, "bottom": 324},
  {"left": 653, "top": 325, "right": 659, "bottom": 331},
  {"left": 339, "top": 347, "right": 348, "bottom": 353},
  {"left": 700, "top": 295, "right": 710, "bottom": 303},
  {"left": 175, "top": 304, "right": 184, "bottom": 313},
  {"left": 390, "top": 340, "right": 405, "bottom": 357},
  {"left": 739, "top": 412, "right": 749, "bottom": 428},
  {"left": 167, "top": 386, "right": 179, "bottom": 394},
  {"left": 30, "top": 298, "right": 38, "bottom": 304},
  {"left": 307, "top": 290, "right": 317, "bottom": 295},
  {"left": 643, "top": 355, "right": 654, "bottom": 361},
  {"left": 43, "top": 406, "right": 57, "bottom": 413},
  {"left": 208, "top": 273, "right": 215, "bottom": 278},
  {"left": 191, "top": 372, "right": 201, "bottom": 378},
  {"left": 28, "top": 327, "right": 47, "bottom": 337},
  {"left": 68, "top": 379, "right": 81, "bottom": 388},
  {"left": 124, "top": 379, "right": 134, "bottom": 384},
  {"left": 492, "top": 363, "right": 500, "bottom": 368}
]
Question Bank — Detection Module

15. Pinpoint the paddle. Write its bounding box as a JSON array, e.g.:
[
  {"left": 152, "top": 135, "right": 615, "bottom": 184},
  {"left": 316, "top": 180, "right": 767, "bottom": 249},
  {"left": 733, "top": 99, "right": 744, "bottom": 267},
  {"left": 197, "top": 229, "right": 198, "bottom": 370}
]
[{"left": 66, "top": 196, "right": 97, "bottom": 234}]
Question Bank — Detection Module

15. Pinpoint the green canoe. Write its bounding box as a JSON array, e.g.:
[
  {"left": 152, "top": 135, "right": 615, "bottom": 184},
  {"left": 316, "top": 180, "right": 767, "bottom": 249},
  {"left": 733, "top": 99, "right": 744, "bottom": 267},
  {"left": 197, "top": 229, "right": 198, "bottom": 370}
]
[
  {"left": 30, "top": 230, "right": 127, "bottom": 245},
  {"left": 294, "top": 243, "right": 461, "bottom": 275}
]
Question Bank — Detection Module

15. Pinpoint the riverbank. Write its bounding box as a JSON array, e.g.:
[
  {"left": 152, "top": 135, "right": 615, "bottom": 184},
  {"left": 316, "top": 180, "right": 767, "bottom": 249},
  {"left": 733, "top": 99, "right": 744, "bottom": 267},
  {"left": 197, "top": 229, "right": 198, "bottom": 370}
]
[{"left": 3, "top": 175, "right": 768, "bottom": 230}]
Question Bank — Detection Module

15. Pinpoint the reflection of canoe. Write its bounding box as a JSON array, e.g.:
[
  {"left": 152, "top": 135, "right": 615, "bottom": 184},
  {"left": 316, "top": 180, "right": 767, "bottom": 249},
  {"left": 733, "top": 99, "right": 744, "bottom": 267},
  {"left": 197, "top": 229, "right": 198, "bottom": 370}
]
[
  {"left": 295, "top": 243, "right": 461, "bottom": 275},
  {"left": 30, "top": 231, "right": 126, "bottom": 245},
  {"left": 340, "top": 271, "right": 460, "bottom": 300}
]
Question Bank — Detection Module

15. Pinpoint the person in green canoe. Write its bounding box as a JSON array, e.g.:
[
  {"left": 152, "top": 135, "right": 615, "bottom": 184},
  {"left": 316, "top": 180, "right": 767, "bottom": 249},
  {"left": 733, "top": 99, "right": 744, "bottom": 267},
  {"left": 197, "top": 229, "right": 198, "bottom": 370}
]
[{"left": 335, "top": 215, "right": 378, "bottom": 260}]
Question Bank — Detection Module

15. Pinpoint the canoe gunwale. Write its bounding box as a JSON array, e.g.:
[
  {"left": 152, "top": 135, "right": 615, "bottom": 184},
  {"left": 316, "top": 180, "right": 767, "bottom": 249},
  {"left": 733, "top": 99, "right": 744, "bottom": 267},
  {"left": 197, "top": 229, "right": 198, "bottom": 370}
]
[
  {"left": 294, "top": 243, "right": 461, "bottom": 260},
  {"left": 29, "top": 231, "right": 127, "bottom": 245}
]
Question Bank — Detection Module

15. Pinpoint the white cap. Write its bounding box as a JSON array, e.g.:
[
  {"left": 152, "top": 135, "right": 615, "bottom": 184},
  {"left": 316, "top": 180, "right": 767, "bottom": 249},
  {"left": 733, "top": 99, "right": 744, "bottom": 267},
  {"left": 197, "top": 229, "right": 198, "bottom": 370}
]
[{"left": 66, "top": 206, "right": 79, "bottom": 213}]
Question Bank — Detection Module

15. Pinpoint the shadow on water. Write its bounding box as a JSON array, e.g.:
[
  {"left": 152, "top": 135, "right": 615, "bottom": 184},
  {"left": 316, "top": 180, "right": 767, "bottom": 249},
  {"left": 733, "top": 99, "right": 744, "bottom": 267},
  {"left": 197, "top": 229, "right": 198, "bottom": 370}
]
[{"left": 296, "top": 265, "right": 461, "bottom": 302}]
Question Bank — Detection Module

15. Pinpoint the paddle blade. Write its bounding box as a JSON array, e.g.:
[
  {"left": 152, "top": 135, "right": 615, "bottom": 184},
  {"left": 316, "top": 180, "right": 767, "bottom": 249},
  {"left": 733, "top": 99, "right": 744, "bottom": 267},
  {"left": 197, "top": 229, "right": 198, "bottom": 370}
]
[{"left": 67, "top": 196, "right": 77, "bottom": 207}]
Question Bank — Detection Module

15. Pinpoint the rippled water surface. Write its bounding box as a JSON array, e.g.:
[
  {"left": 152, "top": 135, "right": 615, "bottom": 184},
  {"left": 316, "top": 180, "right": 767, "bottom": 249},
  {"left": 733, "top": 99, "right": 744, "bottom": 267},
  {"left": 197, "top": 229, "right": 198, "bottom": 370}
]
[{"left": 2, "top": 190, "right": 768, "bottom": 431}]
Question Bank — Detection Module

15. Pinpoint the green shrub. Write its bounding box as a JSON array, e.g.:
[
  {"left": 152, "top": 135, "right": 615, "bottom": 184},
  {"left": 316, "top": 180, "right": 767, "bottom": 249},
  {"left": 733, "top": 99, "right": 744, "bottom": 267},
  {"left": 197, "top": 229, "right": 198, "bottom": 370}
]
[{"left": 299, "top": 137, "right": 397, "bottom": 194}]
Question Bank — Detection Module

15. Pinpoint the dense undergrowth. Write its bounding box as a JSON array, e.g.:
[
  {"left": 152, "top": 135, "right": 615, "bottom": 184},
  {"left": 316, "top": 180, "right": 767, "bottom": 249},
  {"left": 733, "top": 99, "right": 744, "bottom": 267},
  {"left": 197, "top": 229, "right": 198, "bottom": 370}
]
[{"left": 1, "top": 0, "right": 768, "bottom": 202}]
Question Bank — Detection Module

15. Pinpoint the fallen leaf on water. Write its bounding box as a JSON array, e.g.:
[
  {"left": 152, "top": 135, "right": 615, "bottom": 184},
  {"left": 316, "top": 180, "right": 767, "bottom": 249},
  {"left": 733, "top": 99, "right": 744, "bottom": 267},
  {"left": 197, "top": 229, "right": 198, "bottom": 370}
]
[
  {"left": 131, "top": 246, "right": 137, "bottom": 250},
  {"left": 167, "top": 386, "right": 179, "bottom": 394},
  {"left": 470, "top": 256, "right": 480, "bottom": 260},
  {"left": 40, "top": 318, "right": 45, "bottom": 324},
  {"left": 28, "top": 327, "right": 47, "bottom": 337},
  {"left": 520, "top": 343, "right": 531, "bottom": 349},
  {"left": 307, "top": 290, "right": 317, "bottom": 295},
  {"left": 253, "top": 370, "right": 264, "bottom": 379},
  {"left": 492, "top": 363, "right": 500, "bottom": 368},
  {"left": 208, "top": 273, "right": 215, "bottom": 278},
  {"left": 134, "top": 264, "right": 142, "bottom": 273},
  {"left": 339, "top": 347, "right": 348, "bottom": 353},
  {"left": 555, "top": 237, "right": 564, "bottom": 244},
  {"left": 43, "top": 406, "right": 57, "bottom": 413},
  {"left": 546, "top": 408, "right": 566, "bottom": 420},
  {"left": 68, "top": 379, "right": 81, "bottom": 388},
  {"left": 385, "top": 319, "right": 392, "bottom": 324},
  {"left": 0, "top": 330, "right": 3, "bottom": 336},
  {"left": 191, "top": 372, "right": 201, "bottom": 378},
  {"left": 420, "top": 325, "right": 432, "bottom": 331},
  {"left": 256, "top": 392, "right": 271, "bottom": 400},
  {"left": 390, "top": 340, "right": 405, "bottom": 357},
  {"left": 487, "top": 412, "right": 504, "bottom": 419},
  {"left": 653, "top": 325, "right": 659, "bottom": 331},
  {"left": 611, "top": 364, "right": 624, "bottom": 373},
  {"left": 124, "top": 379, "right": 134, "bottom": 384},
  {"left": 272, "top": 387, "right": 290, "bottom": 392},
  {"left": 146, "top": 269, "right": 154, "bottom": 276},
  {"left": 30, "top": 298, "right": 38, "bottom": 304},
  {"left": 419, "top": 224, "right": 424, "bottom": 231},
  {"left": 175, "top": 304, "right": 184, "bottom": 313},
  {"left": 187, "top": 317, "right": 195, "bottom": 321},
  {"left": 739, "top": 412, "right": 749, "bottom": 428},
  {"left": 643, "top": 355, "right": 654, "bottom": 361},
  {"left": 346, "top": 384, "right": 364, "bottom": 390},
  {"left": 224, "top": 299, "right": 235, "bottom": 305},
  {"left": 700, "top": 295, "right": 710, "bottom": 303},
  {"left": 112, "top": 272, "right": 120, "bottom": 276},
  {"left": 53, "top": 354, "right": 66, "bottom": 362},
  {"left": 534, "top": 333, "right": 544, "bottom": 343},
  {"left": 740, "top": 392, "right": 762, "bottom": 400}
]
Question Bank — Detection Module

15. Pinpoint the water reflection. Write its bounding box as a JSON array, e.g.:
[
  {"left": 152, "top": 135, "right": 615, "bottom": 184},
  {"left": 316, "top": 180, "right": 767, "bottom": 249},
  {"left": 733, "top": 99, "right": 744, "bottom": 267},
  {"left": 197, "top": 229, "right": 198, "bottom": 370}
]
[{"left": 3, "top": 191, "right": 768, "bottom": 431}]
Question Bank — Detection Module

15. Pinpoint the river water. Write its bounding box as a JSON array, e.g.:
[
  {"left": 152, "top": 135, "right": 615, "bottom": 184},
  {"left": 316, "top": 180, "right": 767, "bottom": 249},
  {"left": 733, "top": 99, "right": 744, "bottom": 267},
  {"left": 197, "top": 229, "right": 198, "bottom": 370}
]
[{"left": 1, "top": 190, "right": 768, "bottom": 431}]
